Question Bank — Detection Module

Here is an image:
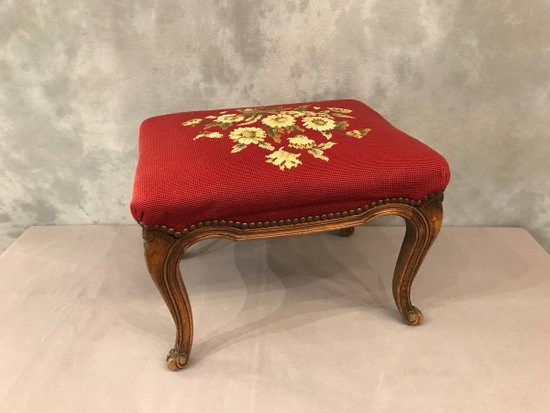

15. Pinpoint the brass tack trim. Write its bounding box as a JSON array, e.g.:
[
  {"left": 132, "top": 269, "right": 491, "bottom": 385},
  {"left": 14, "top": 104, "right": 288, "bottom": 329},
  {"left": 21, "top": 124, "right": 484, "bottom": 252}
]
[{"left": 139, "top": 191, "right": 444, "bottom": 237}]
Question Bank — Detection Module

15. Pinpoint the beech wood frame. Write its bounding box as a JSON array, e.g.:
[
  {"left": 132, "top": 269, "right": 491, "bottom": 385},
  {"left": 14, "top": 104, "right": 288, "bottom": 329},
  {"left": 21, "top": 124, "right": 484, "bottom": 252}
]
[{"left": 142, "top": 191, "right": 444, "bottom": 370}]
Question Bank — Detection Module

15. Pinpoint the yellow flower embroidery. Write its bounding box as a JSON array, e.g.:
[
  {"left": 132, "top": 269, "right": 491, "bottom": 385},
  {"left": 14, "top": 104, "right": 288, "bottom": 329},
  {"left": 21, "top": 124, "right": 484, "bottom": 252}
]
[
  {"left": 186, "top": 104, "right": 372, "bottom": 170},
  {"left": 302, "top": 116, "right": 336, "bottom": 132},
  {"left": 266, "top": 148, "right": 302, "bottom": 171},
  {"left": 346, "top": 128, "right": 371, "bottom": 138},
  {"left": 288, "top": 135, "right": 316, "bottom": 149},
  {"left": 230, "top": 127, "right": 267, "bottom": 145},
  {"left": 183, "top": 118, "right": 202, "bottom": 126},
  {"left": 229, "top": 127, "right": 274, "bottom": 153},
  {"left": 261, "top": 113, "right": 295, "bottom": 128},
  {"left": 193, "top": 131, "right": 223, "bottom": 140},
  {"left": 216, "top": 113, "right": 245, "bottom": 124}
]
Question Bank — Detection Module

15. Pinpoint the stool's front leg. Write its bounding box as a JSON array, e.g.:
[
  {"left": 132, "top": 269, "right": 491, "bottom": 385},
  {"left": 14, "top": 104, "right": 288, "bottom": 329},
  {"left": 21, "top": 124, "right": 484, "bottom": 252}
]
[
  {"left": 392, "top": 193, "right": 443, "bottom": 325},
  {"left": 143, "top": 229, "right": 193, "bottom": 370}
]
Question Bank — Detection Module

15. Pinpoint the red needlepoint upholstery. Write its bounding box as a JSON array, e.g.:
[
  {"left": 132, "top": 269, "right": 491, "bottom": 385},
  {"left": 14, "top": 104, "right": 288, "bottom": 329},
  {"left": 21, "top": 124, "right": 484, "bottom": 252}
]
[{"left": 130, "top": 99, "right": 450, "bottom": 231}]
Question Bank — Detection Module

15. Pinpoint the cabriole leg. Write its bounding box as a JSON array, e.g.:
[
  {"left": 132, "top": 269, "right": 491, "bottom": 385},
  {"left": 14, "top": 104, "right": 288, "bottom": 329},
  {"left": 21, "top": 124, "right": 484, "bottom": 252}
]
[
  {"left": 143, "top": 229, "right": 193, "bottom": 370},
  {"left": 392, "top": 194, "right": 443, "bottom": 325}
]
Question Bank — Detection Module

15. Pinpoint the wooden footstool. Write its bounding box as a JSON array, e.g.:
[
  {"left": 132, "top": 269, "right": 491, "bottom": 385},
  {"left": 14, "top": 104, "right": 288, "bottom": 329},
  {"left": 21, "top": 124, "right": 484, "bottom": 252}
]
[{"left": 130, "top": 99, "right": 450, "bottom": 370}]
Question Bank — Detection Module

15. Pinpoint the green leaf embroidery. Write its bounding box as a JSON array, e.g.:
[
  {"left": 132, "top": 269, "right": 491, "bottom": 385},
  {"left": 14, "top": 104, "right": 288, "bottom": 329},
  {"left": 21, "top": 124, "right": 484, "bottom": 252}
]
[
  {"left": 334, "top": 121, "right": 349, "bottom": 130},
  {"left": 321, "top": 131, "right": 333, "bottom": 140},
  {"left": 308, "top": 147, "right": 329, "bottom": 161},
  {"left": 258, "top": 141, "right": 275, "bottom": 151},
  {"left": 231, "top": 143, "right": 247, "bottom": 153}
]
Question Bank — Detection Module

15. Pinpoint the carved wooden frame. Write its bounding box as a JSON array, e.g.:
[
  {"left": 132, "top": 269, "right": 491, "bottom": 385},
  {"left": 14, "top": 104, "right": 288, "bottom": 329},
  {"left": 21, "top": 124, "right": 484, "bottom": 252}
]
[{"left": 142, "top": 191, "right": 444, "bottom": 370}]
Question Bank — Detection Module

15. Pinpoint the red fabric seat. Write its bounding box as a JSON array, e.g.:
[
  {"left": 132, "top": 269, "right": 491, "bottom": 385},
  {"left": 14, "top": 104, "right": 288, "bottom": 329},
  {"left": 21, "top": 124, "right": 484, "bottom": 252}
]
[{"left": 131, "top": 99, "right": 450, "bottom": 232}]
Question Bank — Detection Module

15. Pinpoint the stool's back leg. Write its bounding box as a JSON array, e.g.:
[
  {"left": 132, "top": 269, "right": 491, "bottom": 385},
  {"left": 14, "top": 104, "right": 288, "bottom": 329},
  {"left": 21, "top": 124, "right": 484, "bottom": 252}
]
[
  {"left": 338, "top": 227, "right": 355, "bottom": 237},
  {"left": 143, "top": 229, "right": 193, "bottom": 370},
  {"left": 392, "top": 194, "right": 443, "bottom": 325}
]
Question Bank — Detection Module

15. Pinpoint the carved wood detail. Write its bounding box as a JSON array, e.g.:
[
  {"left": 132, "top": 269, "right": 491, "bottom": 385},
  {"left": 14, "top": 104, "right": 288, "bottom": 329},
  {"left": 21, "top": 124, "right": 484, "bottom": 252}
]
[
  {"left": 143, "top": 230, "right": 193, "bottom": 370},
  {"left": 142, "top": 191, "right": 444, "bottom": 370}
]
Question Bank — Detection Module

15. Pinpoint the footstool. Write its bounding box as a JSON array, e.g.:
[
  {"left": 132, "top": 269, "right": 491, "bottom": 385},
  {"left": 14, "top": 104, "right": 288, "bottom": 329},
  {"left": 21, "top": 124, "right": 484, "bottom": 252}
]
[{"left": 130, "top": 99, "right": 450, "bottom": 370}]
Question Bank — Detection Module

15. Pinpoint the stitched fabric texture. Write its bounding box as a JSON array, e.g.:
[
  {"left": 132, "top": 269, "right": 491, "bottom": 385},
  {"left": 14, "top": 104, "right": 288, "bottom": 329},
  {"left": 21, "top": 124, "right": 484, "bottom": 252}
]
[{"left": 130, "top": 99, "right": 450, "bottom": 230}]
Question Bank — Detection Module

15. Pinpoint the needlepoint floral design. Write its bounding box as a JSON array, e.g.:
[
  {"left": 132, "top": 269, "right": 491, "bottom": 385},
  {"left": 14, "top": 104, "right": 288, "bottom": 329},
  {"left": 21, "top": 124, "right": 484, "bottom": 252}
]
[
  {"left": 266, "top": 148, "right": 302, "bottom": 171},
  {"left": 182, "top": 104, "right": 372, "bottom": 171}
]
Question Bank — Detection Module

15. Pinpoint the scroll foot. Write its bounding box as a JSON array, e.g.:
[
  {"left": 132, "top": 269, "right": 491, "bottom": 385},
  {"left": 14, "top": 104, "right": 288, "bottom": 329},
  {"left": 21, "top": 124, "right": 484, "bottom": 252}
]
[
  {"left": 404, "top": 306, "right": 424, "bottom": 326},
  {"left": 167, "top": 348, "right": 189, "bottom": 371}
]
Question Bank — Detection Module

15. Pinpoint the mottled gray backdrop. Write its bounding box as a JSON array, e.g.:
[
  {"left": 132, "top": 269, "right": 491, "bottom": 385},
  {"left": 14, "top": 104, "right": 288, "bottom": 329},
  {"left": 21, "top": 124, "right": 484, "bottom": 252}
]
[{"left": 1, "top": 0, "right": 549, "bottom": 252}]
